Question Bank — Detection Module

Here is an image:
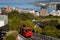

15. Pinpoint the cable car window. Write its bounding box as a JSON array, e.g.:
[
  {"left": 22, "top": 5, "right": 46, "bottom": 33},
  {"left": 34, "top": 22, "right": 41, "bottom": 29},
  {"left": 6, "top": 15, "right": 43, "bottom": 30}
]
[{"left": 26, "top": 29, "right": 32, "bottom": 32}]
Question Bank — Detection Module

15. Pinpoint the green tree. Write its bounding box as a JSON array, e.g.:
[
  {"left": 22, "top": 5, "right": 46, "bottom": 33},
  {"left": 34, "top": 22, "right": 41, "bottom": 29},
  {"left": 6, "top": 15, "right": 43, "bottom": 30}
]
[
  {"left": 8, "top": 10, "right": 21, "bottom": 31},
  {"left": 5, "top": 35, "right": 16, "bottom": 40},
  {"left": 8, "top": 10, "right": 20, "bottom": 19},
  {"left": 44, "top": 26, "right": 58, "bottom": 38},
  {"left": 9, "top": 17, "right": 21, "bottom": 31},
  {"left": 5, "top": 30, "right": 18, "bottom": 40},
  {"left": 57, "top": 30, "right": 60, "bottom": 39},
  {"left": 19, "top": 19, "right": 34, "bottom": 28},
  {"left": 19, "top": 13, "right": 34, "bottom": 21},
  {"left": 34, "top": 27, "right": 43, "bottom": 34},
  {"left": 49, "top": 20, "right": 58, "bottom": 26}
]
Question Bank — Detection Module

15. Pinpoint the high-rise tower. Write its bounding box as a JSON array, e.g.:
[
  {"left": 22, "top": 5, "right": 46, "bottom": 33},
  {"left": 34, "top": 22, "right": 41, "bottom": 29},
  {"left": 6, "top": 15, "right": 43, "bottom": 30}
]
[{"left": 40, "top": 4, "right": 48, "bottom": 16}]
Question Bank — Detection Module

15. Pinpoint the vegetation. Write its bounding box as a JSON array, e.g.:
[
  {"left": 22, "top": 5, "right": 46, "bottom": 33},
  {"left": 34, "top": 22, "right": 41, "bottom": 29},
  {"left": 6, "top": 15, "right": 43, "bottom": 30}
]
[
  {"left": 58, "top": 19, "right": 60, "bottom": 24},
  {"left": 19, "top": 13, "right": 34, "bottom": 21},
  {"left": 8, "top": 10, "right": 21, "bottom": 31},
  {"left": 5, "top": 30, "right": 18, "bottom": 40},
  {"left": 57, "top": 30, "right": 60, "bottom": 39},
  {"left": 43, "top": 26, "right": 58, "bottom": 38},
  {"left": 43, "top": 20, "right": 58, "bottom": 26},
  {"left": 19, "top": 19, "right": 34, "bottom": 28},
  {"left": 7, "top": 10, "right": 60, "bottom": 39},
  {"left": 8, "top": 10, "right": 35, "bottom": 31},
  {"left": 5, "top": 35, "right": 16, "bottom": 40},
  {"left": 34, "top": 27, "right": 43, "bottom": 34}
]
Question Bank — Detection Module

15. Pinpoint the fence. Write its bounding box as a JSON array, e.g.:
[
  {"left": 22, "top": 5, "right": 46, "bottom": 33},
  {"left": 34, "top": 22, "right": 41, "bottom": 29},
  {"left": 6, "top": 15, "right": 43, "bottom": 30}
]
[{"left": 37, "top": 33, "right": 60, "bottom": 40}]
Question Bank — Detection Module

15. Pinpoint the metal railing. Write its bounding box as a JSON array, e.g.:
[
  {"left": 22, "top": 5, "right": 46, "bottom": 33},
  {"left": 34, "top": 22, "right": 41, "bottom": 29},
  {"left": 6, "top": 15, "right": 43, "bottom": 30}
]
[
  {"left": 37, "top": 34, "right": 60, "bottom": 40},
  {"left": 19, "top": 33, "right": 60, "bottom": 40},
  {"left": 19, "top": 34, "right": 28, "bottom": 40}
]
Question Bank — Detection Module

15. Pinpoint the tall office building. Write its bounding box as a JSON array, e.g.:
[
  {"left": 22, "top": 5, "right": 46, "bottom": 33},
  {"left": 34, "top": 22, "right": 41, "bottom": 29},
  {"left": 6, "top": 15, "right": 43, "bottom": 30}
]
[
  {"left": 56, "top": 4, "right": 60, "bottom": 11},
  {"left": 40, "top": 5, "right": 48, "bottom": 16}
]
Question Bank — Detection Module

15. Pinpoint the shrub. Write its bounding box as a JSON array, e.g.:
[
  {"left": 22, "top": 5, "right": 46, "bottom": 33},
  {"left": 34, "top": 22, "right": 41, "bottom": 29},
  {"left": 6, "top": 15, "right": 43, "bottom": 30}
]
[
  {"left": 5, "top": 30, "right": 18, "bottom": 40},
  {"left": 34, "top": 27, "right": 43, "bottom": 34},
  {"left": 5, "top": 35, "right": 16, "bottom": 40},
  {"left": 43, "top": 26, "right": 58, "bottom": 38}
]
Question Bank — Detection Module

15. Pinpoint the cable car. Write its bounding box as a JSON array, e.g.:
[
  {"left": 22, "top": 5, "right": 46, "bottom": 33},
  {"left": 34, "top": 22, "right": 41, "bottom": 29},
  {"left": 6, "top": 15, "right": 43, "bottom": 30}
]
[{"left": 20, "top": 27, "right": 33, "bottom": 38}]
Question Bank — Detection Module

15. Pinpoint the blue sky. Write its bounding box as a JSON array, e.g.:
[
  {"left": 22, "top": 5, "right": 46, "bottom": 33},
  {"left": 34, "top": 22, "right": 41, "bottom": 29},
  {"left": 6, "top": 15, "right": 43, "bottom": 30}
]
[
  {"left": 0, "top": 0, "right": 60, "bottom": 4},
  {"left": 0, "top": 0, "right": 36, "bottom": 3},
  {"left": 0, "top": 0, "right": 60, "bottom": 3},
  {"left": 0, "top": 0, "right": 60, "bottom": 2}
]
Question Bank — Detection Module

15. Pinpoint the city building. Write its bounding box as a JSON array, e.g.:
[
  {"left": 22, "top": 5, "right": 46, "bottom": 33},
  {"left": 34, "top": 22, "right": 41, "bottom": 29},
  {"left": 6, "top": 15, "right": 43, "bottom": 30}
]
[
  {"left": 29, "top": 10, "right": 35, "bottom": 13},
  {"left": 0, "top": 14, "right": 8, "bottom": 31},
  {"left": 57, "top": 10, "right": 60, "bottom": 16},
  {"left": 28, "top": 10, "right": 39, "bottom": 16},
  {"left": 56, "top": 4, "right": 60, "bottom": 11},
  {"left": 0, "top": 10, "right": 1, "bottom": 14},
  {"left": 1, "top": 7, "right": 6, "bottom": 14},
  {"left": 40, "top": 5, "right": 48, "bottom": 16},
  {"left": 50, "top": 10, "right": 60, "bottom": 16},
  {"left": 0, "top": 6, "right": 41, "bottom": 16},
  {"left": 33, "top": 11, "right": 40, "bottom": 16},
  {"left": 50, "top": 10, "right": 56, "bottom": 15},
  {"left": 0, "top": 6, "right": 13, "bottom": 14},
  {"left": 5, "top": 6, "right": 12, "bottom": 13},
  {"left": 18, "top": 9, "right": 39, "bottom": 16},
  {"left": 12, "top": 7, "right": 20, "bottom": 11}
]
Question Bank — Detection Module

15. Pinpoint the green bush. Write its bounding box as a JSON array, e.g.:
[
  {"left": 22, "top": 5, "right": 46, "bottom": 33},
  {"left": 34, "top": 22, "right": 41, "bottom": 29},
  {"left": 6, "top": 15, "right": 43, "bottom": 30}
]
[
  {"left": 43, "top": 20, "right": 58, "bottom": 26},
  {"left": 57, "top": 30, "right": 60, "bottom": 39},
  {"left": 5, "top": 30, "right": 18, "bottom": 40},
  {"left": 5, "top": 35, "right": 16, "bottom": 40},
  {"left": 34, "top": 27, "right": 43, "bottom": 34},
  {"left": 44, "top": 26, "right": 58, "bottom": 38},
  {"left": 19, "top": 19, "right": 34, "bottom": 28}
]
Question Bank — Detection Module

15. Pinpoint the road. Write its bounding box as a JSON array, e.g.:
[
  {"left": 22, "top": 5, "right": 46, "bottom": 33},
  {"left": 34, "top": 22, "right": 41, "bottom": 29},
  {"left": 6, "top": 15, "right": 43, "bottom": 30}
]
[{"left": 17, "top": 35, "right": 27, "bottom": 40}]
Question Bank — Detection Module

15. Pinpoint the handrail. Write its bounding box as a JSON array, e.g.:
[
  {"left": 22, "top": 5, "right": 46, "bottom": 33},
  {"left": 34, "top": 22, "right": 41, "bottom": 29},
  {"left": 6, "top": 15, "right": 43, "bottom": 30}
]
[{"left": 33, "top": 33, "right": 60, "bottom": 40}]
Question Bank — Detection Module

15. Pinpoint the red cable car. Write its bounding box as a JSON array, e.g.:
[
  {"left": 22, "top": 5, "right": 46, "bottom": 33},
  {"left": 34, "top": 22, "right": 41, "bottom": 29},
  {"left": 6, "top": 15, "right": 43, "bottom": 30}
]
[{"left": 20, "top": 27, "right": 33, "bottom": 38}]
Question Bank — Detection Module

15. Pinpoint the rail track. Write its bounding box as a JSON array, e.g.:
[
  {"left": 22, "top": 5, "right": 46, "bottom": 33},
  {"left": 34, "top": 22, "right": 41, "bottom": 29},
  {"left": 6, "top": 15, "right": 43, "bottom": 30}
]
[{"left": 19, "top": 33, "right": 60, "bottom": 40}]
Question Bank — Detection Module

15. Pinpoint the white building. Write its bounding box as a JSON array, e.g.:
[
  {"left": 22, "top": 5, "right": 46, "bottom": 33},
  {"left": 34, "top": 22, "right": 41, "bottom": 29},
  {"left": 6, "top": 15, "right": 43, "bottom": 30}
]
[
  {"left": 50, "top": 10, "right": 60, "bottom": 16},
  {"left": 29, "top": 10, "right": 35, "bottom": 13},
  {"left": 17, "top": 9, "right": 28, "bottom": 13},
  {"left": 0, "top": 15, "right": 8, "bottom": 27},
  {"left": 19, "top": 9, "right": 40, "bottom": 16},
  {"left": 0, "top": 10, "right": 1, "bottom": 14},
  {"left": 35, "top": 12, "right": 40, "bottom": 16},
  {"left": 10, "top": 7, "right": 40, "bottom": 16},
  {"left": 0, "top": 21, "right": 4, "bottom": 27},
  {"left": 57, "top": 10, "right": 60, "bottom": 16},
  {"left": 18, "top": 9, "right": 35, "bottom": 13}
]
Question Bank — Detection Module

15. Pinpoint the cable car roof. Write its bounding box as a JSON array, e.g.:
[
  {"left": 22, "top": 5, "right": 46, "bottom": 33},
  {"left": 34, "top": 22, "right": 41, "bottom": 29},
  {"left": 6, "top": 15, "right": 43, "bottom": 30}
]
[{"left": 23, "top": 27, "right": 32, "bottom": 30}]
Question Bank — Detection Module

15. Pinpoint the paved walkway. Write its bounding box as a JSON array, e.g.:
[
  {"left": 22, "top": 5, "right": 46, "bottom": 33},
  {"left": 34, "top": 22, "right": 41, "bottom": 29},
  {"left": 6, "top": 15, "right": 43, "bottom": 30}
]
[
  {"left": 18, "top": 35, "right": 23, "bottom": 40},
  {"left": 17, "top": 35, "right": 27, "bottom": 40}
]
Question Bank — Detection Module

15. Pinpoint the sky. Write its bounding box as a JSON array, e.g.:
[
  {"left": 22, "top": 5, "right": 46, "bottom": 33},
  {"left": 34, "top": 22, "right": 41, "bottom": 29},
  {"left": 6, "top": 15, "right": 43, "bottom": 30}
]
[
  {"left": 0, "top": 0, "right": 60, "bottom": 3},
  {"left": 0, "top": 0, "right": 36, "bottom": 3},
  {"left": 0, "top": 0, "right": 60, "bottom": 4}
]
